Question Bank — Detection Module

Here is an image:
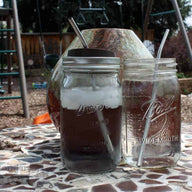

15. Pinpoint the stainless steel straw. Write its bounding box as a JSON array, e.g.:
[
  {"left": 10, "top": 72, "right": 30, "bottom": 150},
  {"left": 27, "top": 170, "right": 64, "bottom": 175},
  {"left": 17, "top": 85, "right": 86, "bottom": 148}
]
[
  {"left": 137, "top": 29, "right": 170, "bottom": 167},
  {"left": 68, "top": 17, "right": 88, "bottom": 48},
  {"left": 68, "top": 17, "right": 115, "bottom": 161}
]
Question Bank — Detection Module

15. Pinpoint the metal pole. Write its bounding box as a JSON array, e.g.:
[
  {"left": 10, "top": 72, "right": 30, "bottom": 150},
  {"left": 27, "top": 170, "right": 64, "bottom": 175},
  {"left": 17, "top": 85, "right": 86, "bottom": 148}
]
[
  {"left": 12, "top": 0, "right": 30, "bottom": 118},
  {"left": 141, "top": 0, "right": 144, "bottom": 41},
  {"left": 119, "top": 0, "right": 123, "bottom": 28},
  {"left": 170, "top": 0, "right": 192, "bottom": 70},
  {"left": 7, "top": 15, "right": 12, "bottom": 94},
  {"left": 143, "top": 0, "right": 154, "bottom": 41}
]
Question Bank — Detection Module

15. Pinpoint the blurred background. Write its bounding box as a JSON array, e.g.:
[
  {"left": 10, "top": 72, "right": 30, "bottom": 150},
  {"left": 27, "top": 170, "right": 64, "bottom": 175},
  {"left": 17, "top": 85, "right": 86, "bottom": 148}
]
[{"left": 14, "top": 0, "right": 192, "bottom": 75}]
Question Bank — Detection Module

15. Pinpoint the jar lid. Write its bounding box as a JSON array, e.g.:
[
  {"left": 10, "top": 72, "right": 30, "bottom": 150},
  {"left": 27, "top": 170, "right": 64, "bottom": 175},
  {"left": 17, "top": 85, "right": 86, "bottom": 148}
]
[
  {"left": 62, "top": 56, "right": 120, "bottom": 71},
  {"left": 68, "top": 48, "right": 115, "bottom": 57}
]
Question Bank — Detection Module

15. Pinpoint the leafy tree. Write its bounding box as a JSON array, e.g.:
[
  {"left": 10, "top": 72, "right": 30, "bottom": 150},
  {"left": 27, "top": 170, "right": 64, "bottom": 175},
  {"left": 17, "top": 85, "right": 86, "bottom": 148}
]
[
  {"left": 17, "top": 0, "right": 71, "bottom": 32},
  {"left": 105, "top": 0, "right": 192, "bottom": 42},
  {"left": 148, "top": 0, "right": 192, "bottom": 43},
  {"left": 17, "top": 0, "right": 192, "bottom": 43}
]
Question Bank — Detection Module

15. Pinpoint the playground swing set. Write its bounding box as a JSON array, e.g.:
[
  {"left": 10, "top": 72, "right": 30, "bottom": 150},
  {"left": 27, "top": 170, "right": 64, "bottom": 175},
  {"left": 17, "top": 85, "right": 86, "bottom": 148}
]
[
  {"left": 76, "top": 0, "right": 109, "bottom": 26},
  {"left": 36, "top": 0, "right": 110, "bottom": 72},
  {"left": 36, "top": 0, "right": 62, "bottom": 71}
]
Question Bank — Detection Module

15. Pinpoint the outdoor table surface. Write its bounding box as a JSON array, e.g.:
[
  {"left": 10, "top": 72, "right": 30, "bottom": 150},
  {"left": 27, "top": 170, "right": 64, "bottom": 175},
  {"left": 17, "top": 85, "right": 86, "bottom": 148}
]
[{"left": 0, "top": 123, "right": 192, "bottom": 192}]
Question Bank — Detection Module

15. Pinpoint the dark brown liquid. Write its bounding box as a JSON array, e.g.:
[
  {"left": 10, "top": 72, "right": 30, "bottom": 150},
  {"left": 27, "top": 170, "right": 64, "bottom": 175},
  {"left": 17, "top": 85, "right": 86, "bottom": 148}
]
[
  {"left": 123, "top": 80, "right": 181, "bottom": 138},
  {"left": 60, "top": 106, "right": 122, "bottom": 173}
]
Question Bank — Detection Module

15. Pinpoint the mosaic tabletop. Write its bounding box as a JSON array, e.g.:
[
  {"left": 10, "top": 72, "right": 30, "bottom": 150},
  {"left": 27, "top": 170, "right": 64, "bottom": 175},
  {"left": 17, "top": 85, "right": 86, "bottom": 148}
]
[{"left": 0, "top": 123, "right": 192, "bottom": 192}]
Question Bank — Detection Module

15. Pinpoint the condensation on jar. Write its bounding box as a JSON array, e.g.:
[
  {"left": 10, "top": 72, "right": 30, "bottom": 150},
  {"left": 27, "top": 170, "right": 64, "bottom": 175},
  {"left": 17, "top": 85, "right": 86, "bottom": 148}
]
[
  {"left": 60, "top": 56, "right": 122, "bottom": 173},
  {"left": 122, "top": 58, "right": 181, "bottom": 168}
]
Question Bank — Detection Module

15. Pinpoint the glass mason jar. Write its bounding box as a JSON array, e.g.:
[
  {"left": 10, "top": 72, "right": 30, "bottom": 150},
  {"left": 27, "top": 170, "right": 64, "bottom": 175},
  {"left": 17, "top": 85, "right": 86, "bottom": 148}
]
[
  {"left": 47, "top": 28, "right": 153, "bottom": 132},
  {"left": 60, "top": 57, "right": 122, "bottom": 173},
  {"left": 122, "top": 58, "right": 181, "bottom": 168}
]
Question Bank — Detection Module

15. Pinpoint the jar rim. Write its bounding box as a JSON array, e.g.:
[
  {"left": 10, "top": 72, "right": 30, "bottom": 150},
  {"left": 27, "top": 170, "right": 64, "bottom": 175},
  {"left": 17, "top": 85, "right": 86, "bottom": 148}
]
[
  {"left": 124, "top": 58, "right": 177, "bottom": 73},
  {"left": 62, "top": 56, "right": 120, "bottom": 64},
  {"left": 62, "top": 56, "right": 120, "bottom": 71},
  {"left": 124, "top": 58, "right": 176, "bottom": 63}
]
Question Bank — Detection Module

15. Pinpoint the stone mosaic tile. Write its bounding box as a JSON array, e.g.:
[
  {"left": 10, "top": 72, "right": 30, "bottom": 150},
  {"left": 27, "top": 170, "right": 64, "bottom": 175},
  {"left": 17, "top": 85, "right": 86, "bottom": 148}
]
[{"left": 0, "top": 123, "right": 192, "bottom": 191}]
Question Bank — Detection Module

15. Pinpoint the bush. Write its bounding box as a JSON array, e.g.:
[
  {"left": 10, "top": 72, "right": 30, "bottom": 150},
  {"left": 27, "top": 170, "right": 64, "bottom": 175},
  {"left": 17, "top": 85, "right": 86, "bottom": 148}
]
[
  {"left": 177, "top": 72, "right": 186, "bottom": 78},
  {"left": 161, "top": 30, "right": 192, "bottom": 73}
]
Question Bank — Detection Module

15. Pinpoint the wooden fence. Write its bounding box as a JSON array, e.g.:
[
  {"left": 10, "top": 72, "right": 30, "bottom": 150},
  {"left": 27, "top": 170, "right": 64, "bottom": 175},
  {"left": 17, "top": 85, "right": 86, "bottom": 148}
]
[
  {"left": 10, "top": 30, "right": 154, "bottom": 68},
  {"left": 135, "top": 29, "right": 154, "bottom": 41},
  {"left": 12, "top": 32, "right": 75, "bottom": 67}
]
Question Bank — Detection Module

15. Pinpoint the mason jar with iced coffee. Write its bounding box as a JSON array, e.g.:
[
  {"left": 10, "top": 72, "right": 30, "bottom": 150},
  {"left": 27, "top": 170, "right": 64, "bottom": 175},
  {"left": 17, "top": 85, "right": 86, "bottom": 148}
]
[
  {"left": 60, "top": 56, "right": 122, "bottom": 173},
  {"left": 122, "top": 58, "right": 181, "bottom": 168}
]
